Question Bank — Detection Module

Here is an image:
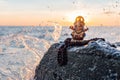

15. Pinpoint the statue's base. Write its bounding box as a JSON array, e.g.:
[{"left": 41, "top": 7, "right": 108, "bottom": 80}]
[{"left": 58, "top": 38, "right": 105, "bottom": 66}]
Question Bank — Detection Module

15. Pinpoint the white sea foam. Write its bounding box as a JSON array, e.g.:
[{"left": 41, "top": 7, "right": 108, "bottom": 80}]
[{"left": 0, "top": 34, "right": 51, "bottom": 80}]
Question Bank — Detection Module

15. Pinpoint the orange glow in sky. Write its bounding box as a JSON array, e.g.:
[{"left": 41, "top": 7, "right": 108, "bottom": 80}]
[{"left": 0, "top": 0, "right": 120, "bottom": 26}]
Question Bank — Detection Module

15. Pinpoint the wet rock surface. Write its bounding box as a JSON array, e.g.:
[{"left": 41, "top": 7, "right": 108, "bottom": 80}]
[{"left": 34, "top": 38, "right": 120, "bottom": 80}]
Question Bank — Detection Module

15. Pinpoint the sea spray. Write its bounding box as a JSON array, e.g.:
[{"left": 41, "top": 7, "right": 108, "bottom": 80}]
[{"left": 52, "top": 23, "right": 62, "bottom": 42}]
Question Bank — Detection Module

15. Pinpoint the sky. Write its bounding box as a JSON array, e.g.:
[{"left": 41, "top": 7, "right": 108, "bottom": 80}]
[{"left": 0, "top": 0, "right": 120, "bottom": 26}]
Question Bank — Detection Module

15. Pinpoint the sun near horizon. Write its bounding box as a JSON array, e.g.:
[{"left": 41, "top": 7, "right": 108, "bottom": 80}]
[{"left": 0, "top": 0, "right": 120, "bottom": 27}]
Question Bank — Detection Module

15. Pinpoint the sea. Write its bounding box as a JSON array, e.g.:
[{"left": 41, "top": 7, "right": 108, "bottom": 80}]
[{"left": 0, "top": 26, "right": 120, "bottom": 80}]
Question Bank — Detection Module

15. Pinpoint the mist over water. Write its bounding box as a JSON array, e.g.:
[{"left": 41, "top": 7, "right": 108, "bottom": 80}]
[
  {"left": 0, "top": 26, "right": 63, "bottom": 80},
  {"left": 0, "top": 26, "right": 120, "bottom": 79}
]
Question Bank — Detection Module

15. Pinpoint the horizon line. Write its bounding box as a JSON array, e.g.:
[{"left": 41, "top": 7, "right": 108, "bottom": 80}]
[{"left": 0, "top": 25, "right": 120, "bottom": 27}]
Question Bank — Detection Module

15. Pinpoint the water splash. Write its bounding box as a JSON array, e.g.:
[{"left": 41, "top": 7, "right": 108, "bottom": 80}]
[{"left": 52, "top": 23, "right": 62, "bottom": 42}]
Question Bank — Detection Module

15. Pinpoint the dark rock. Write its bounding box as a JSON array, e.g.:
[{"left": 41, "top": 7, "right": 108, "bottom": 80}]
[
  {"left": 113, "top": 42, "right": 120, "bottom": 48},
  {"left": 34, "top": 39, "right": 120, "bottom": 80}
]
